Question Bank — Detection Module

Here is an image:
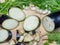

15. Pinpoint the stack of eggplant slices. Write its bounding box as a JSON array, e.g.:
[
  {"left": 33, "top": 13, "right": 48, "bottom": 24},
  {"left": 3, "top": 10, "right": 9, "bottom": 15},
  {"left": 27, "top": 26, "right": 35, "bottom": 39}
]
[
  {"left": 42, "top": 11, "right": 60, "bottom": 32},
  {"left": 0, "top": 7, "right": 41, "bottom": 45}
]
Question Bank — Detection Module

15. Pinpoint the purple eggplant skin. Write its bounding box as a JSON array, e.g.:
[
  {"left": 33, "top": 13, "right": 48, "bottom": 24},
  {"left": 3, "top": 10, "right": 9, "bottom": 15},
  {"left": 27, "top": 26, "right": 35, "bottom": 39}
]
[
  {"left": 0, "top": 30, "right": 12, "bottom": 43},
  {"left": 16, "top": 30, "right": 20, "bottom": 41},
  {"left": 16, "top": 42, "right": 21, "bottom": 45},
  {"left": 6, "top": 30, "right": 12, "bottom": 42},
  {"left": 48, "top": 11, "right": 60, "bottom": 29},
  {"left": 0, "top": 15, "right": 11, "bottom": 25},
  {"left": 25, "top": 30, "right": 36, "bottom": 35},
  {"left": 31, "top": 30, "right": 36, "bottom": 35}
]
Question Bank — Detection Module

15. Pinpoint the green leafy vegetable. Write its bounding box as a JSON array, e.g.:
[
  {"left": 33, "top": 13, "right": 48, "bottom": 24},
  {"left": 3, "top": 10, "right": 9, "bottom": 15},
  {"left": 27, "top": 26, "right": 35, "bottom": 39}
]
[
  {"left": 47, "top": 32, "right": 60, "bottom": 44},
  {"left": 0, "top": 0, "right": 60, "bottom": 14},
  {"left": 44, "top": 41, "right": 49, "bottom": 45}
]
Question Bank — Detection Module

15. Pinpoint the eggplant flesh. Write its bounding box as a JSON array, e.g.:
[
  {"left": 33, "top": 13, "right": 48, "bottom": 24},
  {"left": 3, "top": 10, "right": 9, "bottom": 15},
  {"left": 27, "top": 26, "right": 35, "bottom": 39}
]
[
  {"left": 0, "top": 15, "right": 18, "bottom": 30},
  {"left": 0, "top": 29, "right": 12, "bottom": 43},
  {"left": 24, "top": 15, "right": 41, "bottom": 31},
  {"left": 42, "top": 11, "right": 60, "bottom": 32},
  {"left": 9, "top": 7, "right": 26, "bottom": 21},
  {"left": 48, "top": 11, "right": 60, "bottom": 29},
  {"left": 2, "top": 19, "right": 18, "bottom": 30}
]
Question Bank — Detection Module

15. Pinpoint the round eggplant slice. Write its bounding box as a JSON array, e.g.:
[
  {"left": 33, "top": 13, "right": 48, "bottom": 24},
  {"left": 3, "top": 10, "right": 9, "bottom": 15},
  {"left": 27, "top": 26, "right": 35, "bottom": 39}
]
[
  {"left": 0, "top": 15, "right": 19, "bottom": 30},
  {"left": 42, "top": 11, "right": 60, "bottom": 32},
  {"left": 9, "top": 7, "right": 26, "bottom": 21},
  {"left": 0, "top": 29, "right": 12, "bottom": 43},
  {"left": 23, "top": 15, "right": 40, "bottom": 31},
  {"left": 2, "top": 19, "right": 19, "bottom": 30}
]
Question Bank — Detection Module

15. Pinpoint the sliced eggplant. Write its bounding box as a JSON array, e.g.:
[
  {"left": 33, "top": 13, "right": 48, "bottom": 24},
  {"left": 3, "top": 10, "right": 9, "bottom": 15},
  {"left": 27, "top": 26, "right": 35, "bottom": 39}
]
[
  {"left": 16, "top": 30, "right": 21, "bottom": 41},
  {"left": 0, "top": 15, "right": 19, "bottom": 30},
  {"left": 24, "top": 34, "right": 34, "bottom": 42},
  {"left": 9, "top": 7, "right": 26, "bottom": 21},
  {"left": 42, "top": 11, "right": 60, "bottom": 32},
  {"left": 2, "top": 19, "right": 18, "bottom": 30},
  {"left": 0, "top": 29, "right": 12, "bottom": 43},
  {"left": 24, "top": 15, "right": 41, "bottom": 31},
  {"left": 9, "top": 39, "right": 16, "bottom": 45}
]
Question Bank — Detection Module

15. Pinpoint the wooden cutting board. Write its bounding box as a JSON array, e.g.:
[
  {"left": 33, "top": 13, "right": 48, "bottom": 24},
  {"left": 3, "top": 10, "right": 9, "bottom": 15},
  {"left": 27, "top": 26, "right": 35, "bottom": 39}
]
[{"left": 0, "top": 9, "right": 52, "bottom": 45}]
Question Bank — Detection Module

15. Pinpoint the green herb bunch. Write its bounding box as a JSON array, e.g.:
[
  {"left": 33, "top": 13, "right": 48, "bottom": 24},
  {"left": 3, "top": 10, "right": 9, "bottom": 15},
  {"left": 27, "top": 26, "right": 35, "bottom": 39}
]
[
  {"left": 0, "top": 0, "right": 60, "bottom": 14},
  {"left": 47, "top": 32, "right": 60, "bottom": 44}
]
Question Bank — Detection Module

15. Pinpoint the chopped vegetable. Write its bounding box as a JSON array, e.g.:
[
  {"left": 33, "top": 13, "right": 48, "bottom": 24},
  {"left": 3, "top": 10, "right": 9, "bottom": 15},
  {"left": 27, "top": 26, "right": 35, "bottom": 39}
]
[
  {"left": 24, "top": 34, "right": 34, "bottom": 42},
  {"left": 0, "top": 28, "right": 12, "bottom": 43},
  {"left": 24, "top": 15, "right": 40, "bottom": 31},
  {"left": 42, "top": 11, "right": 60, "bottom": 32},
  {"left": 9, "top": 39, "right": 16, "bottom": 45},
  {"left": 9, "top": 7, "right": 26, "bottom": 21}
]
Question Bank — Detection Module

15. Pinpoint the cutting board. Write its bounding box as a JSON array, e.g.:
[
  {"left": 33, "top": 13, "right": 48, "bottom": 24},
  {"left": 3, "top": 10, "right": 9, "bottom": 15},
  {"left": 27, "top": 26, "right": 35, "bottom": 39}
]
[{"left": 0, "top": 9, "right": 54, "bottom": 45}]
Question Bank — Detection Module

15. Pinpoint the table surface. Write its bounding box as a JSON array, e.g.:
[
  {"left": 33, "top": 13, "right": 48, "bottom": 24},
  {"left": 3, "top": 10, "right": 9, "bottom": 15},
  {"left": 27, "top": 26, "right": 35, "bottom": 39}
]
[{"left": 0, "top": 9, "right": 55, "bottom": 45}]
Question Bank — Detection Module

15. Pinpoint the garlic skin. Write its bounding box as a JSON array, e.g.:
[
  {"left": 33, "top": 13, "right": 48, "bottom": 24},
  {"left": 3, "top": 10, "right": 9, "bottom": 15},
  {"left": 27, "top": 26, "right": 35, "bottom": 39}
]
[
  {"left": 30, "top": 6, "right": 36, "bottom": 11},
  {"left": 29, "top": 41, "right": 37, "bottom": 45},
  {"left": 23, "top": 5, "right": 29, "bottom": 10},
  {"left": 35, "top": 7, "right": 51, "bottom": 14},
  {"left": 34, "top": 32, "right": 40, "bottom": 41},
  {"left": 47, "top": 10, "right": 51, "bottom": 15},
  {"left": 42, "top": 9, "right": 48, "bottom": 14},
  {"left": 24, "top": 34, "right": 34, "bottom": 42},
  {"left": 9, "top": 40, "right": 16, "bottom": 45},
  {"left": 18, "top": 36, "right": 24, "bottom": 42},
  {"left": 23, "top": 4, "right": 51, "bottom": 15},
  {"left": 33, "top": 41, "right": 37, "bottom": 45}
]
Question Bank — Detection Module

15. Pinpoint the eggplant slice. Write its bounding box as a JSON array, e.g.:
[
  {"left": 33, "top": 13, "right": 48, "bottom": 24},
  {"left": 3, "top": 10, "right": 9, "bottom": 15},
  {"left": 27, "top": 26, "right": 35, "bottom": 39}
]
[
  {"left": 0, "top": 15, "right": 19, "bottom": 30},
  {"left": 9, "top": 7, "right": 26, "bottom": 21},
  {"left": 42, "top": 11, "right": 60, "bottom": 32},
  {"left": 2, "top": 19, "right": 19, "bottom": 30},
  {"left": 42, "top": 16, "right": 55, "bottom": 32},
  {"left": 0, "top": 29, "right": 12, "bottom": 43},
  {"left": 24, "top": 15, "right": 40, "bottom": 31}
]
